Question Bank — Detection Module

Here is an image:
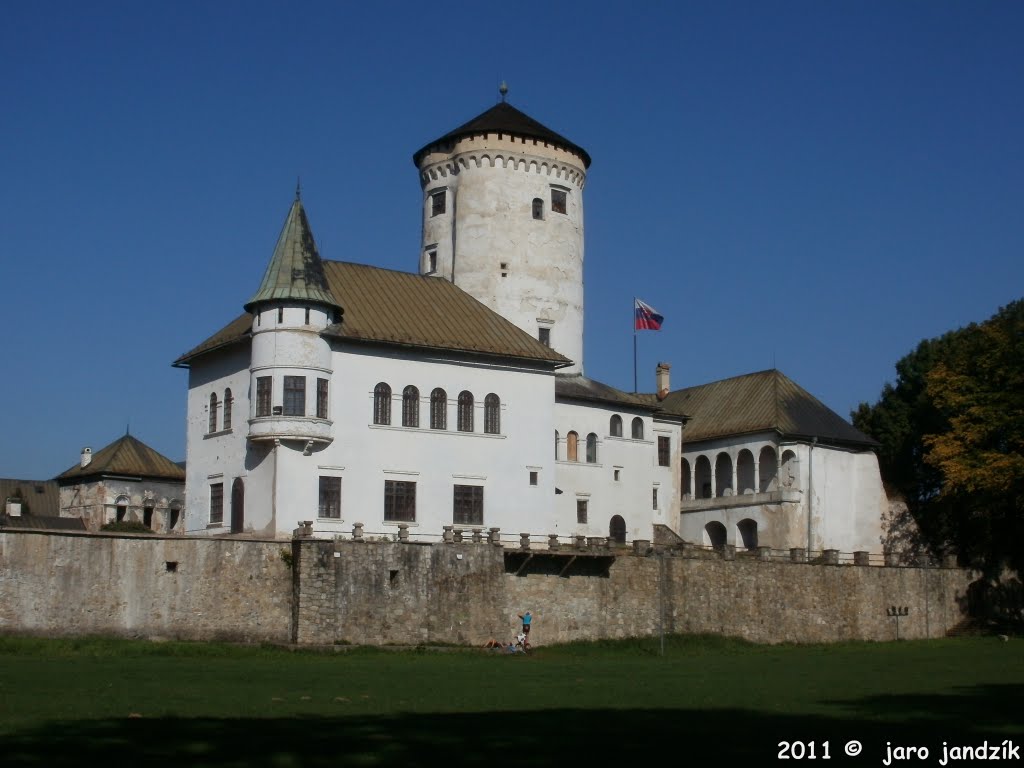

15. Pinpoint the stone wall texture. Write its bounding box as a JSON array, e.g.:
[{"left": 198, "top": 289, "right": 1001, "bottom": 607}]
[
  {"left": 0, "top": 531, "right": 973, "bottom": 646},
  {"left": 0, "top": 531, "right": 293, "bottom": 643}
]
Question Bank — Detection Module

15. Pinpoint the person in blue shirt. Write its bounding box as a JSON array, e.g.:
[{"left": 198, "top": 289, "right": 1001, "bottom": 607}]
[{"left": 518, "top": 610, "right": 532, "bottom": 648}]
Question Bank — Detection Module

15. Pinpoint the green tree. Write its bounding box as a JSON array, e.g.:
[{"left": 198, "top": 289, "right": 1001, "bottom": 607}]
[{"left": 853, "top": 299, "right": 1024, "bottom": 576}]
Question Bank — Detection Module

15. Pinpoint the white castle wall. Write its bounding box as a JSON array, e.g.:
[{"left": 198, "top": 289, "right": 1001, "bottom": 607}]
[
  {"left": 186, "top": 340, "right": 557, "bottom": 541},
  {"left": 554, "top": 400, "right": 682, "bottom": 542}
]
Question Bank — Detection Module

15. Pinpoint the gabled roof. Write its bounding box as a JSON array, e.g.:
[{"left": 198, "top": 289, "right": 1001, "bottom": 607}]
[
  {"left": 0, "top": 478, "right": 59, "bottom": 516},
  {"left": 556, "top": 374, "right": 688, "bottom": 422},
  {"left": 659, "top": 369, "right": 878, "bottom": 447},
  {"left": 413, "top": 101, "right": 591, "bottom": 168},
  {"left": 244, "top": 197, "right": 341, "bottom": 312},
  {"left": 0, "top": 515, "right": 87, "bottom": 532},
  {"left": 174, "top": 262, "right": 572, "bottom": 369},
  {"left": 56, "top": 434, "right": 186, "bottom": 483}
]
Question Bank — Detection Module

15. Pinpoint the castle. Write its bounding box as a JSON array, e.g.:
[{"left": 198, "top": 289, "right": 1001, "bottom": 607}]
[{"left": 172, "top": 95, "right": 886, "bottom": 555}]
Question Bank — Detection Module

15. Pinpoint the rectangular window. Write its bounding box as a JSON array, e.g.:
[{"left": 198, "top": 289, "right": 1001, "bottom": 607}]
[
  {"left": 317, "top": 378, "right": 329, "bottom": 419},
  {"left": 551, "top": 188, "right": 567, "bottom": 214},
  {"left": 283, "top": 376, "right": 305, "bottom": 416},
  {"left": 431, "top": 190, "right": 446, "bottom": 217},
  {"left": 256, "top": 377, "right": 272, "bottom": 417},
  {"left": 453, "top": 484, "right": 483, "bottom": 526},
  {"left": 658, "top": 435, "right": 670, "bottom": 467},
  {"left": 529, "top": 471, "right": 538, "bottom": 486},
  {"left": 319, "top": 476, "right": 341, "bottom": 519},
  {"left": 426, "top": 250, "right": 437, "bottom": 273},
  {"left": 384, "top": 480, "right": 416, "bottom": 523},
  {"left": 576, "top": 499, "right": 588, "bottom": 524},
  {"left": 210, "top": 483, "right": 224, "bottom": 525},
  {"left": 652, "top": 488, "right": 659, "bottom": 510},
  {"left": 538, "top": 327, "right": 551, "bottom": 347}
]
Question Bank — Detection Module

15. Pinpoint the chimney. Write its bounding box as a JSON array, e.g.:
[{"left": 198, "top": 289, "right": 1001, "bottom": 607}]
[
  {"left": 656, "top": 362, "right": 671, "bottom": 401},
  {"left": 81, "top": 447, "right": 92, "bottom": 468}
]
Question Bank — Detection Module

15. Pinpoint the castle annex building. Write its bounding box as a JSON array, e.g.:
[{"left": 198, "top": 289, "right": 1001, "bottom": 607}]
[{"left": 173, "top": 98, "right": 885, "bottom": 554}]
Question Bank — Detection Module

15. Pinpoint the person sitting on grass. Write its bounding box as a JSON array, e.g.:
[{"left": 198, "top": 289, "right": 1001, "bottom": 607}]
[{"left": 482, "top": 638, "right": 504, "bottom": 650}]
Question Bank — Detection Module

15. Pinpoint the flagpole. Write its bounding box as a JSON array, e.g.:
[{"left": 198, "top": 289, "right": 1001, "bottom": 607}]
[{"left": 633, "top": 297, "right": 638, "bottom": 393}]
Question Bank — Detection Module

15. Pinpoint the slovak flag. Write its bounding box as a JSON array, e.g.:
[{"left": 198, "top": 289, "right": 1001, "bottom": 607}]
[{"left": 634, "top": 298, "right": 664, "bottom": 331}]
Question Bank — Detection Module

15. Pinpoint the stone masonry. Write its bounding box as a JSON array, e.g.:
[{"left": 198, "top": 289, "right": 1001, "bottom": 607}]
[{"left": 0, "top": 530, "right": 973, "bottom": 646}]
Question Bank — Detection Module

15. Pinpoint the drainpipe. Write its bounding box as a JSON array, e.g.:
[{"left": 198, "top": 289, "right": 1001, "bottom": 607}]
[{"left": 807, "top": 437, "right": 817, "bottom": 552}]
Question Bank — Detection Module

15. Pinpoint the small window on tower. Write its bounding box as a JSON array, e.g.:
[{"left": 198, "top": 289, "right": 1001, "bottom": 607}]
[
  {"left": 431, "top": 190, "right": 446, "bottom": 217},
  {"left": 278, "top": 307, "right": 284, "bottom": 323},
  {"left": 532, "top": 198, "right": 543, "bottom": 219},
  {"left": 427, "top": 250, "right": 437, "bottom": 274},
  {"left": 538, "top": 327, "right": 550, "bottom": 347},
  {"left": 500, "top": 262, "right": 508, "bottom": 277},
  {"left": 551, "top": 189, "right": 567, "bottom": 215}
]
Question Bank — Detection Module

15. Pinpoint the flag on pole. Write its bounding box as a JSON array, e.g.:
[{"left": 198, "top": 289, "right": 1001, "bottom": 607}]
[{"left": 634, "top": 298, "right": 664, "bottom": 331}]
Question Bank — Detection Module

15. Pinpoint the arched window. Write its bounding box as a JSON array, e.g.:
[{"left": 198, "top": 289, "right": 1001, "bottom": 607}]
[
  {"left": 737, "top": 449, "right": 754, "bottom": 494},
  {"left": 586, "top": 433, "right": 597, "bottom": 463},
  {"left": 430, "top": 388, "right": 447, "bottom": 430},
  {"left": 681, "top": 458, "right": 692, "bottom": 498},
  {"left": 738, "top": 519, "right": 758, "bottom": 550},
  {"left": 695, "top": 455, "right": 713, "bottom": 499},
  {"left": 715, "top": 452, "right": 733, "bottom": 497},
  {"left": 402, "top": 386, "right": 419, "bottom": 427},
  {"left": 567, "top": 431, "right": 579, "bottom": 462},
  {"left": 532, "top": 197, "right": 544, "bottom": 219},
  {"left": 457, "top": 391, "right": 474, "bottom": 432},
  {"left": 554, "top": 430, "right": 560, "bottom": 460},
  {"left": 759, "top": 446, "right": 778, "bottom": 492},
  {"left": 208, "top": 393, "right": 218, "bottom": 433},
  {"left": 705, "top": 521, "right": 727, "bottom": 550},
  {"left": 223, "top": 388, "right": 232, "bottom": 431},
  {"left": 609, "top": 414, "right": 622, "bottom": 437},
  {"left": 631, "top": 417, "right": 644, "bottom": 440},
  {"left": 373, "top": 383, "right": 392, "bottom": 425},
  {"left": 484, "top": 393, "right": 500, "bottom": 434},
  {"left": 781, "top": 450, "right": 798, "bottom": 488}
]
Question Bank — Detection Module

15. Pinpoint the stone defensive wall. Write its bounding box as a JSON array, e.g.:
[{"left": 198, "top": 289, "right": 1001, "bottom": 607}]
[
  {"left": 0, "top": 529, "right": 973, "bottom": 646},
  {"left": 0, "top": 530, "right": 292, "bottom": 643}
]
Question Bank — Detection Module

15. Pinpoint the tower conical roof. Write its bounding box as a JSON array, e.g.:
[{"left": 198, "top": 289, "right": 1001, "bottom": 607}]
[
  {"left": 244, "top": 196, "right": 341, "bottom": 312},
  {"left": 413, "top": 101, "right": 591, "bottom": 168}
]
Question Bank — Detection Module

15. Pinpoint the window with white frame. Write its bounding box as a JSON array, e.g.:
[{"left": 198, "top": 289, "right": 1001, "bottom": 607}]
[
  {"left": 384, "top": 480, "right": 416, "bottom": 523},
  {"left": 453, "top": 484, "right": 483, "bottom": 526},
  {"left": 319, "top": 476, "right": 341, "bottom": 519}
]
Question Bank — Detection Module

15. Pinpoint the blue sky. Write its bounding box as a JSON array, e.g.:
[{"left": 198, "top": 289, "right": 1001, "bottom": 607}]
[{"left": 2, "top": 1, "right": 1022, "bottom": 480}]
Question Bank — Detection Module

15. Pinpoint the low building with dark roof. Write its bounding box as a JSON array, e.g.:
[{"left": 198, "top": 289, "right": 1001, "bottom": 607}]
[
  {"left": 55, "top": 434, "right": 185, "bottom": 533},
  {"left": 654, "top": 369, "right": 885, "bottom": 554}
]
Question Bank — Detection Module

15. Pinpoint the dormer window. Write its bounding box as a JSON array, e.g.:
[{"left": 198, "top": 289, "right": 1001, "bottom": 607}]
[{"left": 431, "top": 190, "right": 446, "bottom": 217}]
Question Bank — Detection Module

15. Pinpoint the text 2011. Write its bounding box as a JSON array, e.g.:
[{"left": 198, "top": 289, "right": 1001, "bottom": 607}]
[{"left": 778, "top": 741, "right": 831, "bottom": 759}]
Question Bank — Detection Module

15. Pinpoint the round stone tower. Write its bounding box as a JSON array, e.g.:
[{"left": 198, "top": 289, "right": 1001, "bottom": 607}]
[{"left": 413, "top": 93, "right": 590, "bottom": 374}]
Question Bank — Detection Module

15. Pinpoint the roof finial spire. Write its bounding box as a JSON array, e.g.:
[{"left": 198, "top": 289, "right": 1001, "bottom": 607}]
[
  {"left": 499, "top": 80, "right": 508, "bottom": 103},
  {"left": 295, "top": 177, "right": 302, "bottom": 201}
]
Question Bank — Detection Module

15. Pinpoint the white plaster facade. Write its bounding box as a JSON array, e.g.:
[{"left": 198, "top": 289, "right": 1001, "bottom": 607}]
[
  {"left": 185, "top": 343, "right": 560, "bottom": 542},
  {"left": 678, "top": 434, "right": 886, "bottom": 554}
]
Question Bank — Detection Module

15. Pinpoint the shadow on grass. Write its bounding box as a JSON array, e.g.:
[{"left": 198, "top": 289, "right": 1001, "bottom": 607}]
[{"left": 3, "top": 685, "right": 1020, "bottom": 767}]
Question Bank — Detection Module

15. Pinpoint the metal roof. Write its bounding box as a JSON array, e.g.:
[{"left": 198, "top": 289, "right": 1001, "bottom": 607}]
[
  {"left": 0, "top": 478, "right": 60, "bottom": 516},
  {"left": 56, "top": 434, "right": 186, "bottom": 483},
  {"left": 0, "top": 515, "right": 87, "bottom": 532},
  {"left": 659, "top": 369, "right": 879, "bottom": 447},
  {"left": 175, "top": 262, "right": 572, "bottom": 369},
  {"left": 244, "top": 196, "right": 341, "bottom": 313},
  {"left": 413, "top": 101, "right": 591, "bottom": 168},
  {"left": 556, "top": 374, "right": 671, "bottom": 413}
]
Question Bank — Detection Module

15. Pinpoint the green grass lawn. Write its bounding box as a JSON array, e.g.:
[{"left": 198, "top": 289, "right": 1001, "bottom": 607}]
[{"left": 0, "top": 634, "right": 1020, "bottom": 767}]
